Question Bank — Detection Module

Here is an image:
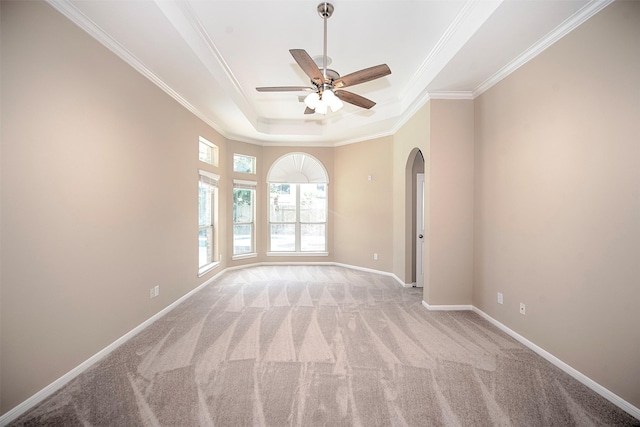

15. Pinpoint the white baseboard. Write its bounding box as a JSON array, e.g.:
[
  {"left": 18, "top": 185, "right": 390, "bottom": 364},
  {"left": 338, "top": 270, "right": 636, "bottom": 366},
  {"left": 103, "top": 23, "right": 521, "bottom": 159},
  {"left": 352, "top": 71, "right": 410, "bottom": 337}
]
[
  {"left": 0, "top": 261, "right": 404, "bottom": 425},
  {"left": 416, "top": 301, "right": 639, "bottom": 420},
  {"left": 0, "top": 268, "right": 225, "bottom": 426},
  {"left": 469, "top": 307, "right": 640, "bottom": 421},
  {"left": 331, "top": 262, "right": 409, "bottom": 288},
  {"left": 422, "top": 300, "right": 473, "bottom": 311},
  {"left": 5, "top": 264, "right": 637, "bottom": 424}
]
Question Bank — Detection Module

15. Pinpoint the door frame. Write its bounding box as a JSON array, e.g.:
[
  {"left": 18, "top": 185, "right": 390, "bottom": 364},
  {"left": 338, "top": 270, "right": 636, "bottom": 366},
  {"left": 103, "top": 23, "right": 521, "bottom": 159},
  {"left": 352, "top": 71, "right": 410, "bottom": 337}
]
[{"left": 415, "top": 173, "right": 425, "bottom": 288}]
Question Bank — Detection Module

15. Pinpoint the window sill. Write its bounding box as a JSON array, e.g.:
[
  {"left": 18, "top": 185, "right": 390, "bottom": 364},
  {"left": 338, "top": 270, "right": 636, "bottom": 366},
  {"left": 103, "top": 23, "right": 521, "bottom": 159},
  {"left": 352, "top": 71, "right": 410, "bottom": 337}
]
[
  {"left": 232, "top": 253, "right": 258, "bottom": 261},
  {"left": 267, "top": 252, "right": 329, "bottom": 257},
  {"left": 198, "top": 262, "right": 220, "bottom": 277}
]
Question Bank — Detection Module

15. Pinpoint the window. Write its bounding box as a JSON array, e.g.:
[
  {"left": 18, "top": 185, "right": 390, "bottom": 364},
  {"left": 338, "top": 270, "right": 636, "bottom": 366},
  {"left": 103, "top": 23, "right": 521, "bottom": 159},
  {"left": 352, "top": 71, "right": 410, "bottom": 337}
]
[
  {"left": 199, "top": 137, "right": 218, "bottom": 166},
  {"left": 267, "top": 153, "right": 328, "bottom": 255},
  {"left": 233, "top": 180, "right": 256, "bottom": 257},
  {"left": 270, "top": 183, "right": 327, "bottom": 252},
  {"left": 233, "top": 154, "right": 256, "bottom": 174},
  {"left": 198, "top": 170, "right": 219, "bottom": 275}
]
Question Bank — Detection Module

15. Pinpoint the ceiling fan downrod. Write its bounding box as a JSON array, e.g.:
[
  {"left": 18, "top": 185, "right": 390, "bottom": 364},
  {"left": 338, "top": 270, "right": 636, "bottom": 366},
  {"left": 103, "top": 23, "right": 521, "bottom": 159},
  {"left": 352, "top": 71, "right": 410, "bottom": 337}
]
[{"left": 317, "top": 2, "right": 334, "bottom": 80}]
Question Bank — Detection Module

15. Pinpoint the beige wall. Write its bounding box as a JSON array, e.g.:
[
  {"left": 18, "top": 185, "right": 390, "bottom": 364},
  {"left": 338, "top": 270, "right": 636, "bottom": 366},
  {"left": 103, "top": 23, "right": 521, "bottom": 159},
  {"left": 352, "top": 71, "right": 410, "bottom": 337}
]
[
  {"left": 334, "top": 137, "right": 393, "bottom": 271},
  {"left": 0, "top": 2, "right": 342, "bottom": 412},
  {"left": 474, "top": 1, "right": 640, "bottom": 407},
  {"left": 0, "top": 1, "right": 227, "bottom": 413},
  {"left": 392, "top": 103, "right": 430, "bottom": 283},
  {"left": 428, "top": 100, "right": 474, "bottom": 305},
  {"left": 390, "top": 99, "right": 474, "bottom": 303},
  {"left": 2, "top": 0, "right": 638, "bottom": 418}
]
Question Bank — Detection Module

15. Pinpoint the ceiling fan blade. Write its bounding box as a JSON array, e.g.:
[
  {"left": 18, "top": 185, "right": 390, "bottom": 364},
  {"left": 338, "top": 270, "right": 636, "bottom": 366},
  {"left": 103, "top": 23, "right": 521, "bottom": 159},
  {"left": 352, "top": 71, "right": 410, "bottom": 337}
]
[
  {"left": 290, "top": 49, "right": 324, "bottom": 85},
  {"left": 335, "top": 90, "right": 376, "bottom": 109},
  {"left": 256, "top": 86, "right": 315, "bottom": 92},
  {"left": 333, "top": 64, "right": 391, "bottom": 89},
  {"left": 304, "top": 107, "right": 315, "bottom": 115}
]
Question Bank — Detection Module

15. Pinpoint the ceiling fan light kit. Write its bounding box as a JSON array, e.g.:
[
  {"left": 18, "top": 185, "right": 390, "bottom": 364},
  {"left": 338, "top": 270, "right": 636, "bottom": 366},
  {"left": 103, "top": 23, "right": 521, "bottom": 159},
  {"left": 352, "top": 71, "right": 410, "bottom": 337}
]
[
  {"left": 304, "top": 88, "right": 343, "bottom": 114},
  {"left": 256, "top": 2, "right": 391, "bottom": 115}
]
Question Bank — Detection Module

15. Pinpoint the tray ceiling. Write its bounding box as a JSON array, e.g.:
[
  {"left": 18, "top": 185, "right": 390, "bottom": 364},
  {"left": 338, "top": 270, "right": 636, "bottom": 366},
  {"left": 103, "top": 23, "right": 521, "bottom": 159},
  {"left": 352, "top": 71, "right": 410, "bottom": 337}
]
[{"left": 48, "top": 0, "right": 610, "bottom": 145}]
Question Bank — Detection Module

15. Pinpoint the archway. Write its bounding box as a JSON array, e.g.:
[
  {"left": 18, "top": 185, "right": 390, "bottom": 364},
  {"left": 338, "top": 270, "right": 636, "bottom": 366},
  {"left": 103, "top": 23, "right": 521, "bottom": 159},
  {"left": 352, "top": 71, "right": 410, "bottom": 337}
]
[{"left": 406, "top": 148, "right": 425, "bottom": 286}]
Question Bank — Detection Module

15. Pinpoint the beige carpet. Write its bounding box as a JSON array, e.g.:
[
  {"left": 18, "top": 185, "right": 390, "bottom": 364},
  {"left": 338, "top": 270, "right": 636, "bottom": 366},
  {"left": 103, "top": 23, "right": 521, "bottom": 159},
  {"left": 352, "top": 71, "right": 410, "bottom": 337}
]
[{"left": 11, "top": 265, "right": 638, "bottom": 426}]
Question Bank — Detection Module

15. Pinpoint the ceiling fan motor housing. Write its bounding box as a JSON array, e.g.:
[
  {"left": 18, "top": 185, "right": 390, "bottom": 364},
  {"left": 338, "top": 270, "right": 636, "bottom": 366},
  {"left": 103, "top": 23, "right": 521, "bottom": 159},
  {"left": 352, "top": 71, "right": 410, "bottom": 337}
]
[{"left": 313, "top": 69, "right": 340, "bottom": 88}]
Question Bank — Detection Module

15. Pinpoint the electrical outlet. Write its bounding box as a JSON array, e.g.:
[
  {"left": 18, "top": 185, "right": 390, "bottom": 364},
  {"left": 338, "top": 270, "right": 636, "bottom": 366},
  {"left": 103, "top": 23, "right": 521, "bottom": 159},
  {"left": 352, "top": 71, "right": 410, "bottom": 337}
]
[
  {"left": 520, "top": 303, "right": 526, "bottom": 315},
  {"left": 373, "top": 253, "right": 378, "bottom": 260},
  {"left": 154, "top": 285, "right": 160, "bottom": 297},
  {"left": 497, "top": 292, "right": 503, "bottom": 304}
]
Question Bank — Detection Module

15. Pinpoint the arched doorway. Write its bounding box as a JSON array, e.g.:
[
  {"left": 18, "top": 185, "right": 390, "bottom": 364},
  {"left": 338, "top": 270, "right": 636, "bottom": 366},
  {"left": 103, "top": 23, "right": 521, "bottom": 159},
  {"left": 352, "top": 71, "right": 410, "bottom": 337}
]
[{"left": 406, "top": 149, "right": 425, "bottom": 287}]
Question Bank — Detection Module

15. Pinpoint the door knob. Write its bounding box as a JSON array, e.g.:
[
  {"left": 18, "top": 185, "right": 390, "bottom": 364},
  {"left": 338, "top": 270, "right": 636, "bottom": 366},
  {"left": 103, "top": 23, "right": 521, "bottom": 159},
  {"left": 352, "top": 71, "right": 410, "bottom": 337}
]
[{"left": 418, "top": 234, "right": 424, "bottom": 239}]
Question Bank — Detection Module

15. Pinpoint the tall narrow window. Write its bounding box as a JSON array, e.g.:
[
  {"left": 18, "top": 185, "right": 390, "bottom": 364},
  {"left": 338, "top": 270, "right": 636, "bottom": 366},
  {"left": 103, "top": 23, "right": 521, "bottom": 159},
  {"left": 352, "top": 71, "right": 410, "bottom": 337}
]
[
  {"left": 267, "top": 153, "right": 328, "bottom": 255},
  {"left": 233, "top": 180, "right": 256, "bottom": 257},
  {"left": 199, "top": 170, "right": 219, "bottom": 275}
]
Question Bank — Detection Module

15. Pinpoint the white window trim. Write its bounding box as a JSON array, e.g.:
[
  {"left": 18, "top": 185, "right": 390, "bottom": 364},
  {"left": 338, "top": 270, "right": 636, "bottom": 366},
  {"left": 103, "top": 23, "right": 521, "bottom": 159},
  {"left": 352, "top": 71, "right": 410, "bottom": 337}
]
[
  {"left": 198, "top": 170, "right": 219, "bottom": 275},
  {"left": 232, "top": 180, "right": 257, "bottom": 257},
  {"left": 198, "top": 261, "right": 220, "bottom": 277},
  {"left": 200, "top": 170, "right": 220, "bottom": 182},
  {"left": 268, "top": 183, "right": 328, "bottom": 253},
  {"left": 267, "top": 252, "right": 329, "bottom": 257},
  {"left": 233, "top": 153, "right": 257, "bottom": 174},
  {"left": 232, "top": 253, "right": 258, "bottom": 261},
  {"left": 233, "top": 179, "right": 257, "bottom": 188},
  {"left": 199, "top": 136, "right": 218, "bottom": 166},
  {"left": 267, "top": 153, "right": 329, "bottom": 255}
]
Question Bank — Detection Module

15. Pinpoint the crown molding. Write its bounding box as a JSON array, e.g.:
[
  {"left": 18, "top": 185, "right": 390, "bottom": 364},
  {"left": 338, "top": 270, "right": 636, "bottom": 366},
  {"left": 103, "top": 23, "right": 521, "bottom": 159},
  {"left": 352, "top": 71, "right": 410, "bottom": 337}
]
[
  {"left": 428, "top": 91, "right": 474, "bottom": 100},
  {"left": 45, "top": 0, "right": 612, "bottom": 148},
  {"left": 45, "top": 0, "right": 230, "bottom": 139},
  {"left": 473, "top": 0, "right": 614, "bottom": 97}
]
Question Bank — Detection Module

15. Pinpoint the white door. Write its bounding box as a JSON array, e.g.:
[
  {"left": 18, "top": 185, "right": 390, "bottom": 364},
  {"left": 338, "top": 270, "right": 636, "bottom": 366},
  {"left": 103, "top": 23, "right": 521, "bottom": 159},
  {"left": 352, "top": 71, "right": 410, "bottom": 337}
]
[{"left": 415, "top": 173, "right": 425, "bottom": 288}]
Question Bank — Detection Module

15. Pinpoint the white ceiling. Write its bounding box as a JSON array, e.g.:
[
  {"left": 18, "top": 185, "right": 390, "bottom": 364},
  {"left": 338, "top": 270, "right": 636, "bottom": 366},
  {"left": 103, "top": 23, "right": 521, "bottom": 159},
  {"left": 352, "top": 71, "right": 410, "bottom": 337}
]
[{"left": 48, "top": 0, "right": 610, "bottom": 146}]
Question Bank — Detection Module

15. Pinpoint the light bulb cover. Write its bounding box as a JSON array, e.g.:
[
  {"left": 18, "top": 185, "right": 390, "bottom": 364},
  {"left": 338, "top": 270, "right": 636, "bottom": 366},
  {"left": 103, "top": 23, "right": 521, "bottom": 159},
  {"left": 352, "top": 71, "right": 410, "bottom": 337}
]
[
  {"left": 321, "top": 89, "right": 343, "bottom": 112},
  {"left": 322, "top": 89, "right": 336, "bottom": 102},
  {"left": 315, "top": 100, "right": 328, "bottom": 114},
  {"left": 330, "top": 95, "right": 343, "bottom": 111},
  {"left": 304, "top": 92, "right": 320, "bottom": 109}
]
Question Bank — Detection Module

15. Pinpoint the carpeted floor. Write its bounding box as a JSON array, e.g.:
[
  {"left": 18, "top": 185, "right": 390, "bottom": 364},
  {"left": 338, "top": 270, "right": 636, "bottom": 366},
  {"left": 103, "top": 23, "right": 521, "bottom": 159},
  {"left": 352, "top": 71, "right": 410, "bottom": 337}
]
[{"left": 11, "top": 265, "right": 638, "bottom": 426}]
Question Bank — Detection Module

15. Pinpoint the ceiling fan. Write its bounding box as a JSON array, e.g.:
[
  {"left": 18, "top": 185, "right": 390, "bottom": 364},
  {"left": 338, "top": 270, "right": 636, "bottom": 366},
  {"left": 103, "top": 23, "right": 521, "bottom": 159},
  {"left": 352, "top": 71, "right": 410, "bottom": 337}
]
[{"left": 256, "top": 2, "right": 391, "bottom": 115}]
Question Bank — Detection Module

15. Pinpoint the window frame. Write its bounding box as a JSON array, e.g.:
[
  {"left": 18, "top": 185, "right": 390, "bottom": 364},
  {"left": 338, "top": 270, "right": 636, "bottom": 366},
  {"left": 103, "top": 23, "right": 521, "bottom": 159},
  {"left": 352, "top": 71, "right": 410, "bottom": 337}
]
[
  {"left": 198, "top": 170, "right": 220, "bottom": 276},
  {"left": 268, "top": 182, "right": 328, "bottom": 256},
  {"left": 199, "top": 137, "right": 218, "bottom": 167},
  {"left": 233, "top": 153, "right": 256, "bottom": 174},
  {"left": 232, "top": 179, "right": 257, "bottom": 259},
  {"left": 267, "top": 153, "right": 329, "bottom": 257}
]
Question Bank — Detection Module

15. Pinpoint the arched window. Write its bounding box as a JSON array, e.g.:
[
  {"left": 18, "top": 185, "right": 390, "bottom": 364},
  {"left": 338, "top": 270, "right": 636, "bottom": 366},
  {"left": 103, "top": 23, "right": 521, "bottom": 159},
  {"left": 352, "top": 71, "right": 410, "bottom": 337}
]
[{"left": 267, "top": 153, "right": 328, "bottom": 255}]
